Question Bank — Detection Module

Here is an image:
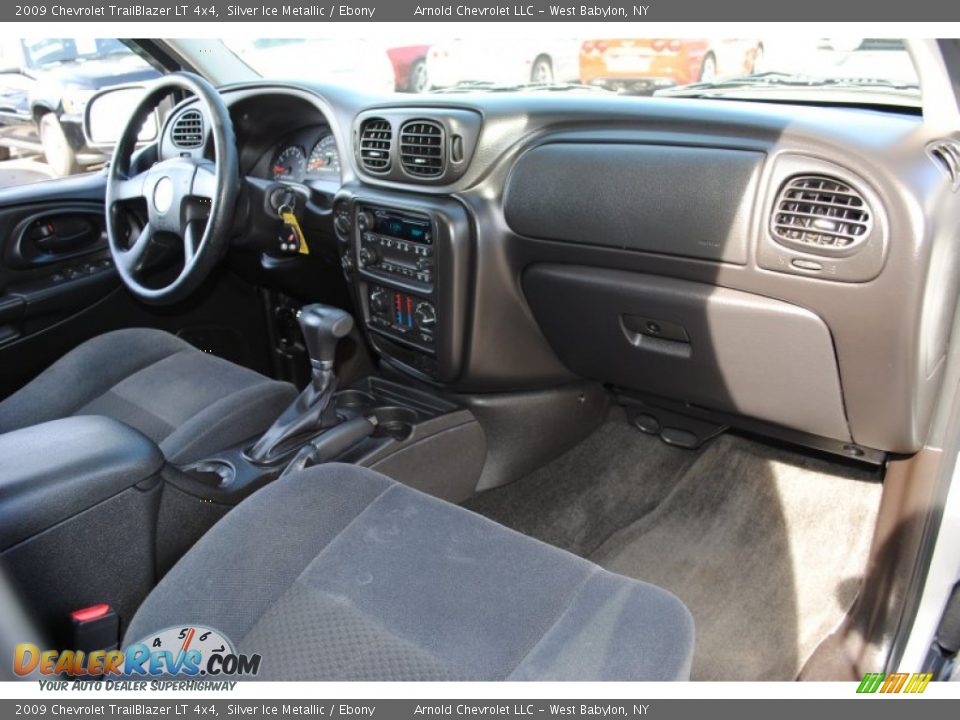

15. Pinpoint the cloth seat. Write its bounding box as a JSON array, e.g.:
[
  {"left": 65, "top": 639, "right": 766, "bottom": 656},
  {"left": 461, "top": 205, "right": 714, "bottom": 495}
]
[
  {"left": 0, "top": 328, "right": 297, "bottom": 465},
  {"left": 125, "top": 463, "right": 695, "bottom": 681}
]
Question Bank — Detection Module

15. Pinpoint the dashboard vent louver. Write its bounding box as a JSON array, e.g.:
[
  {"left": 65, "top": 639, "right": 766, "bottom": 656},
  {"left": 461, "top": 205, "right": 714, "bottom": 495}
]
[
  {"left": 771, "top": 175, "right": 872, "bottom": 254},
  {"left": 171, "top": 110, "right": 204, "bottom": 149},
  {"left": 358, "top": 118, "right": 392, "bottom": 173},
  {"left": 399, "top": 120, "right": 445, "bottom": 178},
  {"left": 928, "top": 140, "right": 960, "bottom": 192}
]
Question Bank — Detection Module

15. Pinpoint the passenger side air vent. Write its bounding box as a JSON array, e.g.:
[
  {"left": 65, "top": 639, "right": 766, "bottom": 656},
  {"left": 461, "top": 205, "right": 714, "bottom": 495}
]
[
  {"left": 171, "top": 110, "right": 204, "bottom": 149},
  {"left": 928, "top": 140, "right": 960, "bottom": 192},
  {"left": 771, "top": 175, "right": 873, "bottom": 255},
  {"left": 399, "top": 120, "right": 444, "bottom": 178},
  {"left": 358, "top": 118, "right": 392, "bottom": 173}
]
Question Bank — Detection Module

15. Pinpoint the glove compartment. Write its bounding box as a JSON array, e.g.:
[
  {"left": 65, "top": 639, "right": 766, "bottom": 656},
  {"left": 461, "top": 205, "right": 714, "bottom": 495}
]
[{"left": 523, "top": 264, "right": 851, "bottom": 443}]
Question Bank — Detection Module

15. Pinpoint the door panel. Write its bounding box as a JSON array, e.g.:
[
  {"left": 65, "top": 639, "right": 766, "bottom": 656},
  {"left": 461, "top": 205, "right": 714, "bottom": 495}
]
[
  {"left": 0, "top": 172, "right": 276, "bottom": 400},
  {"left": 0, "top": 172, "right": 117, "bottom": 350}
]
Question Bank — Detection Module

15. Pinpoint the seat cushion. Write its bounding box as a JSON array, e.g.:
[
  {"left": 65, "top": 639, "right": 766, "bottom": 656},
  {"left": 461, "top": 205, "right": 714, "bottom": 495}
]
[
  {"left": 125, "top": 464, "right": 694, "bottom": 681},
  {"left": 0, "top": 328, "right": 297, "bottom": 464}
]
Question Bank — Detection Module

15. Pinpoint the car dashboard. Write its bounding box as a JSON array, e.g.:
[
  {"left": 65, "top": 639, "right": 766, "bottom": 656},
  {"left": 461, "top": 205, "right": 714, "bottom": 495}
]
[{"left": 157, "top": 80, "right": 960, "bottom": 459}]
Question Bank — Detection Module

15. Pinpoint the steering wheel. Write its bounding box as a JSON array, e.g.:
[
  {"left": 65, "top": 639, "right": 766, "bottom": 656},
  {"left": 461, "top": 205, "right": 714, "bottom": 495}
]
[{"left": 106, "top": 72, "right": 239, "bottom": 304}]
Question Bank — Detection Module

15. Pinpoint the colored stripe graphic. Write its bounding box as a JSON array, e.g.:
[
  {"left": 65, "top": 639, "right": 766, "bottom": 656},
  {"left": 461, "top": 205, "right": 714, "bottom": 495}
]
[
  {"left": 857, "top": 672, "right": 932, "bottom": 694},
  {"left": 857, "top": 673, "right": 885, "bottom": 693},
  {"left": 903, "top": 673, "right": 932, "bottom": 693}
]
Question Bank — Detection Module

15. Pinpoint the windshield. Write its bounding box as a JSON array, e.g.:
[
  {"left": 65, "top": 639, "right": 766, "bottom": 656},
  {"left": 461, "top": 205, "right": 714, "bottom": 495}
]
[{"left": 224, "top": 36, "right": 920, "bottom": 107}]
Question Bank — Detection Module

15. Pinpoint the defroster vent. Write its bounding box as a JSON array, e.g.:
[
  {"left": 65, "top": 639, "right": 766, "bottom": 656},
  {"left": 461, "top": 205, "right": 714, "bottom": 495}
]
[{"left": 771, "top": 175, "right": 873, "bottom": 254}]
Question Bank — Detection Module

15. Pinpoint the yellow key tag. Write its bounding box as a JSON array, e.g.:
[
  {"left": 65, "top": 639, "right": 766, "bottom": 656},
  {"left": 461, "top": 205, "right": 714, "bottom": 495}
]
[{"left": 280, "top": 209, "right": 309, "bottom": 255}]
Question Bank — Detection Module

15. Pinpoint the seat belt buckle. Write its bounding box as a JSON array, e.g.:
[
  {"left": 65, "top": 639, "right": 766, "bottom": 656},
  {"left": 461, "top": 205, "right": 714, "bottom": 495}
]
[{"left": 70, "top": 604, "right": 120, "bottom": 654}]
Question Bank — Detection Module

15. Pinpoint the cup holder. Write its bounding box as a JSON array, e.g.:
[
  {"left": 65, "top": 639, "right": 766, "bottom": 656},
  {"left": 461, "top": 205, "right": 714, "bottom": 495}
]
[
  {"left": 371, "top": 406, "right": 417, "bottom": 441},
  {"left": 183, "top": 460, "right": 236, "bottom": 489},
  {"left": 336, "top": 390, "right": 377, "bottom": 410}
]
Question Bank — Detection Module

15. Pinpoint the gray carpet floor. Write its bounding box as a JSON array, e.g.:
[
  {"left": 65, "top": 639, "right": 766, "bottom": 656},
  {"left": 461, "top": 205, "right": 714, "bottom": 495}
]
[
  {"left": 464, "top": 408, "right": 702, "bottom": 557},
  {"left": 465, "top": 409, "right": 883, "bottom": 681}
]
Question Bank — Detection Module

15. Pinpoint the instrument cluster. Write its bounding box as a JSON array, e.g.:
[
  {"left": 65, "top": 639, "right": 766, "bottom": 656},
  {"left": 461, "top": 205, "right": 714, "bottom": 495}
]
[{"left": 266, "top": 129, "right": 340, "bottom": 182}]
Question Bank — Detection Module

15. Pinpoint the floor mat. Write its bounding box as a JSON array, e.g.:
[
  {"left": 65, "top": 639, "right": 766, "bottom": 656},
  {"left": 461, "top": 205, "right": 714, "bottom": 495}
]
[
  {"left": 463, "top": 408, "right": 700, "bottom": 557},
  {"left": 589, "top": 432, "right": 881, "bottom": 680}
]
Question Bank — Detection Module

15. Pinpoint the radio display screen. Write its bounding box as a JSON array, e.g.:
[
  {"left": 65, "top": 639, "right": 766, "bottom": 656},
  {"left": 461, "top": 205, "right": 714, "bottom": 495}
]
[{"left": 373, "top": 212, "right": 432, "bottom": 244}]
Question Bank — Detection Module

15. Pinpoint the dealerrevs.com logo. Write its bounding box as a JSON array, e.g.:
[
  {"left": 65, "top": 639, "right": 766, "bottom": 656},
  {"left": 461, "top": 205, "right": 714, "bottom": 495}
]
[
  {"left": 14, "top": 625, "right": 261, "bottom": 679},
  {"left": 856, "top": 672, "right": 932, "bottom": 694}
]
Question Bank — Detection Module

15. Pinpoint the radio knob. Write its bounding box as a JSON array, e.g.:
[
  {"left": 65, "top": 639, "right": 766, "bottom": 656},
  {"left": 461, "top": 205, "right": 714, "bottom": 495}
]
[
  {"left": 334, "top": 213, "right": 351, "bottom": 235},
  {"left": 357, "top": 210, "right": 375, "bottom": 232},
  {"left": 358, "top": 246, "right": 380, "bottom": 266},
  {"left": 414, "top": 301, "right": 437, "bottom": 329},
  {"left": 370, "top": 288, "right": 388, "bottom": 314}
]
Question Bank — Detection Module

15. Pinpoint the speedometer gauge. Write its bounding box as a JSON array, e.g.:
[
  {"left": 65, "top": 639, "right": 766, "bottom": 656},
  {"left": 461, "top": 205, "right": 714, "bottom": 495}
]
[
  {"left": 307, "top": 135, "right": 340, "bottom": 175},
  {"left": 270, "top": 146, "right": 306, "bottom": 181}
]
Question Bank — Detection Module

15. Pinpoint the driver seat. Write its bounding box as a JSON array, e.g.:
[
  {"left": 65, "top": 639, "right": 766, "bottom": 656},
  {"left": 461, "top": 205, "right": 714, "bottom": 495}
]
[{"left": 0, "top": 328, "right": 297, "bottom": 465}]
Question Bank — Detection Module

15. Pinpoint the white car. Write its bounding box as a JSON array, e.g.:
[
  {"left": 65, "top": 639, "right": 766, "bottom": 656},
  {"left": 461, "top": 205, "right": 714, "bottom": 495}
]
[
  {"left": 425, "top": 38, "right": 581, "bottom": 89},
  {"left": 235, "top": 39, "right": 395, "bottom": 93}
]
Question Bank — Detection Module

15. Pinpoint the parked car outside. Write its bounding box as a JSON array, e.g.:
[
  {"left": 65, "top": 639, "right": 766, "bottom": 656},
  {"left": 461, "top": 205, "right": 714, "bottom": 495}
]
[
  {"left": 426, "top": 38, "right": 581, "bottom": 88},
  {"left": 579, "top": 37, "right": 763, "bottom": 94},
  {"left": 387, "top": 45, "right": 431, "bottom": 93},
  {"left": 0, "top": 38, "right": 159, "bottom": 176},
  {"left": 234, "top": 38, "right": 395, "bottom": 94}
]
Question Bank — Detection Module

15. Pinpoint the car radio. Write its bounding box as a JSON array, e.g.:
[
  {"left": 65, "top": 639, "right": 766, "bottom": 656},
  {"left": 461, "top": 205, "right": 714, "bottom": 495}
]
[
  {"left": 342, "top": 193, "right": 468, "bottom": 384},
  {"left": 356, "top": 205, "right": 435, "bottom": 287}
]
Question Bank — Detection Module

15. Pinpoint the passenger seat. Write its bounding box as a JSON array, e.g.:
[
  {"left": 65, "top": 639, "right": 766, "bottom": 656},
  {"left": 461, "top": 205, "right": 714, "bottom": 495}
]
[{"left": 126, "top": 464, "right": 694, "bottom": 680}]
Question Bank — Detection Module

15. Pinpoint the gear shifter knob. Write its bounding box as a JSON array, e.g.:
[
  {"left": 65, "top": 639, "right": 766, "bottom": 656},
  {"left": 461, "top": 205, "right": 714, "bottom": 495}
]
[
  {"left": 297, "top": 303, "right": 354, "bottom": 370},
  {"left": 247, "top": 303, "right": 354, "bottom": 464}
]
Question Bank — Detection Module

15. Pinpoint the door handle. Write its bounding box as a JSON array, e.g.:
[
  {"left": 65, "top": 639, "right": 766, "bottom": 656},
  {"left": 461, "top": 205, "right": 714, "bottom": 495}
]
[
  {"left": 7, "top": 208, "right": 106, "bottom": 268},
  {"left": 33, "top": 226, "right": 97, "bottom": 254}
]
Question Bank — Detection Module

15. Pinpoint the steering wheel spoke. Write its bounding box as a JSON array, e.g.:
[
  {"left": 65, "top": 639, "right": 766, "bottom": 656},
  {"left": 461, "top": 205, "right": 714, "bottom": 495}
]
[
  {"left": 191, "top": 161, "right": 217, "bottom": 200},
  {"left": 116, "top": 222, "right": 154, "bottom": 274},
  {"left": 112, "top": 171, "right": 150, "bottom": 203},
  {"left": 183, "top": 220, "right": 204, "bottom": 262}
]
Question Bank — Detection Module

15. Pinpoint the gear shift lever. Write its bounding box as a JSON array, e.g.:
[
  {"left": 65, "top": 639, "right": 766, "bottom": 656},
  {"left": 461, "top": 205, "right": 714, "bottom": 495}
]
[
  {"left": 299, "top": 304, "right": 354, "bottom": 381},
  {"left": 246, "top": 304, "right": 354, "bottom": 464}
]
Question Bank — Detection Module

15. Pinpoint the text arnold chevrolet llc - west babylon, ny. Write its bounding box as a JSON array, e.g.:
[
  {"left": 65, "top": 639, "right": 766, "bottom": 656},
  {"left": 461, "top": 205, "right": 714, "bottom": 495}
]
[
  {"left": 412, "top": 5, "right": 650, "bottom": 17},
  {"left": 29, "top": 3, "right": 650, "bottom": 19}
]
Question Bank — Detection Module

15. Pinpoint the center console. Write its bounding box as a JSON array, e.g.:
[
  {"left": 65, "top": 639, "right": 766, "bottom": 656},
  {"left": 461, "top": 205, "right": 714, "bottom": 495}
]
[
  {"left": 334, "top": 187, "right": 472, "bottom": 384},
  {"left": 358, "top": 205, "right": 439, "bottom": 353},
  {"left": 0, "top": 416, "right": 163, "bottom": 644}
]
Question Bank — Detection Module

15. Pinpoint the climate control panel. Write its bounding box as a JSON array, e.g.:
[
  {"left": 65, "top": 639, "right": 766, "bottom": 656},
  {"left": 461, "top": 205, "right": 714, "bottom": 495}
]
[{"left": 367, "top": 284, "right": 437, "bottom": 352}]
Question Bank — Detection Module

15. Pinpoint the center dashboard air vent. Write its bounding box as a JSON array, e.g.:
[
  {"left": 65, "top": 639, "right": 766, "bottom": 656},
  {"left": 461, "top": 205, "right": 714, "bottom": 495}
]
[
  {"left": 928, "top": 140, "right": 960, "bottom": 192},
  {"left": 770, "top": 175, "right": 873, "bottom": 255},
  {"left": 358, "top": 118, "right": 392, "bottom": 173},
  {"left": 171, "top": 109, "right": 204, "bottom": 149},
  {"left": 399, "top": 120, "right": 444, "bottom": 178}
]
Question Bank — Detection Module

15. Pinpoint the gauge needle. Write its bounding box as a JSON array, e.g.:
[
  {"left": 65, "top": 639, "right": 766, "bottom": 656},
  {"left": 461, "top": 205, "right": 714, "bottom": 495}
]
[{"left": 181, "top": 627, "right": 196, "bottom": 652}]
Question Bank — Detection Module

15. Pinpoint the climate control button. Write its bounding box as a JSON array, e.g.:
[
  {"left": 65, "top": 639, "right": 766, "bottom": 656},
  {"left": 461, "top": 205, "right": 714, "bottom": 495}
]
[
  {"left": 415, "top": 301, "right": 437, "bottom": 329},
  {"left": 369, "top": 287, "right": 389, "bottom": 313}
]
